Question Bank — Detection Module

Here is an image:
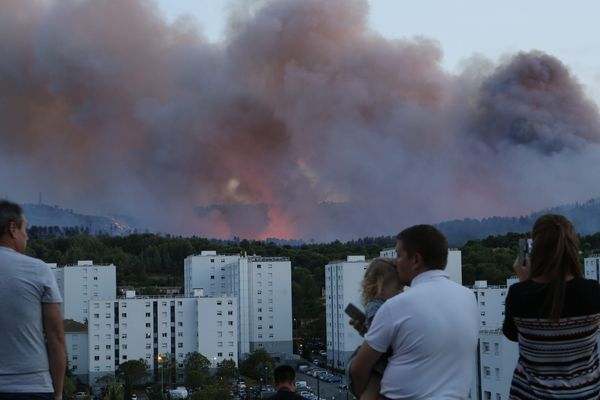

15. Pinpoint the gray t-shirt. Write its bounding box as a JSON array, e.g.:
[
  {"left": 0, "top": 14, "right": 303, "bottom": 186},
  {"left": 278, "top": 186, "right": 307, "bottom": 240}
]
[{"left": 0, "top": 246, "right": 63, "bottom": 392}]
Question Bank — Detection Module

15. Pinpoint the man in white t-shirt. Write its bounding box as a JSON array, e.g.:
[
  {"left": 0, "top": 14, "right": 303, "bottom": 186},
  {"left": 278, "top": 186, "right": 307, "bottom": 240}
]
[
  {"left": 350, "top": 224, "right": 479, "bottom": 399},
  {"left": 0, "top": 199, "right": 65, "bottom": 400}
]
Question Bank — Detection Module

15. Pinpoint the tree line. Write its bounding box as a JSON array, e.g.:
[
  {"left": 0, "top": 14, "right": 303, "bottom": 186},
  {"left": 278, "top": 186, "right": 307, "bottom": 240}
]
[{"left": 27, "top": 228, "right": 600, "bottom": 345}]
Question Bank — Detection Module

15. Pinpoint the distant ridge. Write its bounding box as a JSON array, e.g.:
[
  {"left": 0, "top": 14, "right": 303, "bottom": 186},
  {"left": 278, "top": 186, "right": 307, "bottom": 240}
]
[
  {"left": 437, "top": 198, "right": 600, "bottom": 246},
  {"left": 23, "top": 203, "right": 144, "bottom": 236}
]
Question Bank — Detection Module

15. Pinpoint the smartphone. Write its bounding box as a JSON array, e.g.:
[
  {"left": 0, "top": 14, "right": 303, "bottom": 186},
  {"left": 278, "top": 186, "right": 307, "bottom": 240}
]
[
  {"left": 518, "top": 238, "right": 533, "bottom": 266},
  {"left": 344, "top": 303, "right": 366, "bottom": 323}
]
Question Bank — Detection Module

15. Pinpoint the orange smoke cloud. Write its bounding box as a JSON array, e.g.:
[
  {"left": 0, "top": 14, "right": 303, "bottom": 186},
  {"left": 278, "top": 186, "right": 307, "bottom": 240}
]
[{"left": 1, "top": 0, "right": 600, "bottom": 240}]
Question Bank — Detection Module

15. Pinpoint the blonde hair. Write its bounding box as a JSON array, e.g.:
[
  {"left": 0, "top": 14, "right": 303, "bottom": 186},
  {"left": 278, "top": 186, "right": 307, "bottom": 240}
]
[{"left": 361, "top": 258, "right": 400, "bottom": 307}]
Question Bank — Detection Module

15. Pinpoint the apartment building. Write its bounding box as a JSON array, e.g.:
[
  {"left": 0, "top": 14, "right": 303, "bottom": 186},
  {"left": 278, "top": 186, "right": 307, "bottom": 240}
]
[
  {"left": 64, "top": 319, "right": 89, "bottom": 383},
  {"left": 184, "top": 251, "right": 293, "bottom": 359},
  {"left": 472, "top": 279, "right": 519, "bottom": 400},
  {"left": 324, "top": 255, "right": 369, "bottom": 370},
  {"left": 584, "top": 254, "right": 600, "bottom": 281},
  {"left": 87, "top": 293, "right": 238, "bottom": 385},
  {"left": 52, "top": 260, "right": 117, "bottom": 323},
  {"left": 379, "top": 248, "right": 463, "bottom": 285}
]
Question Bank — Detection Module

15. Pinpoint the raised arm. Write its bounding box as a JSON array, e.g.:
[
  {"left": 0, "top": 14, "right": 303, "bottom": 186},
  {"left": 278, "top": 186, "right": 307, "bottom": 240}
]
[{"left": 43, "top": 303, "right": 66, "bottom": 400}]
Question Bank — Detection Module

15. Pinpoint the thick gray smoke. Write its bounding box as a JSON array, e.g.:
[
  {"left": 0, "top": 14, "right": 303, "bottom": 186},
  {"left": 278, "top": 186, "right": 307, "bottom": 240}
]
[{"left": 1, "top": 0, "right": 600, "bottom": 240}]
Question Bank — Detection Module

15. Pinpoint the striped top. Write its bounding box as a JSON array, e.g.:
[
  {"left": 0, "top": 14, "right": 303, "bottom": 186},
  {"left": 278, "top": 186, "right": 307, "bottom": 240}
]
[{"left": 503, "top": 278, "right": 600, "bottom": 400}]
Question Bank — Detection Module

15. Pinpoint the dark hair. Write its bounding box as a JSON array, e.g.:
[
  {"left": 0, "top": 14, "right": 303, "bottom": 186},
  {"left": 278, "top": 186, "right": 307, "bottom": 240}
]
[
  {"left": 0, "top": 199, "right": 24, "bottom": 235},
  {"left": 530, "top": 214, "right": 581, "bottom": 321},
  {"left": 396, "top": 224, "right": 448, "bottom": 269},
  {"left": 274, "top": 365, "right": 295, "bottom": 385}
]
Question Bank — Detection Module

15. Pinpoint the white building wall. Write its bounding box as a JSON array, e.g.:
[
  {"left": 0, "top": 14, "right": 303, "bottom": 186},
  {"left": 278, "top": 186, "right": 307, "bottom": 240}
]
[
  {"left": 584, "top": 255, "right": 600, "bottom": 281},
  {"left": 325, "top": 256, "right": 369, "bottom": 370},
  {"left": 53, "top": 261, "right": 117, "bottom": 323},
  {"left": 478, "top": 331, "right": 518, "bottom": 400},
  {"left": 184, "top": 252, "right": 293, "bottom": 360},
  {"left": 379, "top": 248, "right": 462, "bottom": 285},
  {"left": 87, "top": 295, "right": 238, "bottom": 386},
  {"left": 66, "top": 331, "right": 89, "bottom": 378}
]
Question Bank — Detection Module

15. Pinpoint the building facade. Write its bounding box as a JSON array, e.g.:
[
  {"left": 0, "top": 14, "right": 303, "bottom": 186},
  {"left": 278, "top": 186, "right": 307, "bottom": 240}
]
[
  {"left": 53, "top": 260, "right": 117, "bottom": 323},
  {"left": 184, "top": 251, "right": 293, "bottom": 359},
  {"left": 324, "top": 255, "right": 369, "bottom": 370},
  {"left": 86, "top": 293, "right": 238, "bottom": 385}
]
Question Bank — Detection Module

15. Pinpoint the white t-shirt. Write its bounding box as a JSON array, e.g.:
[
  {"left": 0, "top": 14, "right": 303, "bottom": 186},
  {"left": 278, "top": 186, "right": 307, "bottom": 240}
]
[
  {"left": 0, "top": 246, "right": 63, "bottom": 392},
  {"left": 365, "top": 269, "right": 479, "bottom": 399}
]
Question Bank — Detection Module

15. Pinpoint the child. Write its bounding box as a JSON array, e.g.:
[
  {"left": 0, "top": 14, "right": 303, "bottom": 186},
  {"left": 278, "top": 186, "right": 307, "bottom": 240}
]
[{"left": 346, "top": 258, "right": 403, "bottom": 400}]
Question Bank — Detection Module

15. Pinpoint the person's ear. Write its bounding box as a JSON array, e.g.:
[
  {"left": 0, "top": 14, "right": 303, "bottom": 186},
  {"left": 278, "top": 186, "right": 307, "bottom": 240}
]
[
  {"left": 413, "top": 252, "right": 424, "bottom": 269},
  {"left": 7, "top": 221, "right": 17, "bottom": 238}
]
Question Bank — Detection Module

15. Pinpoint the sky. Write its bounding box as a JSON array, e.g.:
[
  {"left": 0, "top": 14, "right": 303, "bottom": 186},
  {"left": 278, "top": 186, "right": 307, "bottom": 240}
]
[
  {"left": 3, "top": 0, "right": 600, "bottom": 240},
  {"left": 157, "top": 0, "right": 600, "bottom": 103}
]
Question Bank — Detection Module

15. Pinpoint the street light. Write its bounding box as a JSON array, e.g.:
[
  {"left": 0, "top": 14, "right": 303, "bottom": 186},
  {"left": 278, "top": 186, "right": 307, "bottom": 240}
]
[{"left": 157, "top": 354, "right": 164, "bottom": 399}]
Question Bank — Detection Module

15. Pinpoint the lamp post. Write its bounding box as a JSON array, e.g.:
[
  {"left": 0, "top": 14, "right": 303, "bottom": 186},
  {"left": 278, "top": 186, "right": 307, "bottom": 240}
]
[{"left": 157, "top": 355, "right": 164, "bottom": 399}]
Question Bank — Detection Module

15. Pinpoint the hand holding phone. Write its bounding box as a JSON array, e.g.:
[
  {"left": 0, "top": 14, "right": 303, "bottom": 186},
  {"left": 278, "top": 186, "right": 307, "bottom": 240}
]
[{"left": 345, "top": 303, "right": 366, "bottom": 323}]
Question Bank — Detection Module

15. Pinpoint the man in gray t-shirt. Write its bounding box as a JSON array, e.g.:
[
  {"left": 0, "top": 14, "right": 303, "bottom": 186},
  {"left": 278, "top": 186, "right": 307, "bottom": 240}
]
[{"left": 0, "top": 200, "right": 65, "bottom": 399}]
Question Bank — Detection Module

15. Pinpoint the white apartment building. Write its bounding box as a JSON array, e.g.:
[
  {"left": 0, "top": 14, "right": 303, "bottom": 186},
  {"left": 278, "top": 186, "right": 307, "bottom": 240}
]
[
  {"left": 584, "top": 255, "right": 600, "bottom": 281},
  {"left": 472, "top": 279, "right": 519, "bottom": 400},
  {"left": 379, "top": 248, "right": 463, "bottom": 285},
  {"left": 53, "top": 260, "right": 117, "bottom": 323},
  {"left": 87, "top": 293, "right": 238, "bottom": 385},
  {"left": 184, "top": 251, "right": 293, "bottom": 359},
  {"left": 324, "top": 255, "right": 369, "bottom": 370},
  {"left": 64, "top": 319, "right": 89, "bottom": 382}
]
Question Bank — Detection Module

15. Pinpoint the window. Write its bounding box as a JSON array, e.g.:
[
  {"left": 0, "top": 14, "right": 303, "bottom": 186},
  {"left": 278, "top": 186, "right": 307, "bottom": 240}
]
[
  {"left": 94, "top": 356, "right": 99, "bottom": 361},
  {"left": 146, "top": 313, "right": 151, "bottom": 317},
  {"left": 218, "top": 331, "right": 223, "bottom": 337},
  {"left": 484, "top": 366, "right": 491, "bottom": 377},
  {"left": 145, "top": 333, "right": 151, "bottom": 339},
  {"left": 106, "top": 303, "right": 111, "bottom": 308},
  {"left": 258, "top": 308, "right": 262, "bottom": 313},
  {"left": 178, "top": 322, "right": 183, "bottom": 327},
  {"left": 106, "top": 345, "right": 111, "bottom": 350},
  {"left": 269, "top": 325, "right": 273, "bottom": 329},
  {"left": 211, "top": 275, "right": 215, "bottom": 280},
  {"left": 217, "top": 311, "right": 222, "bottom": 316},
  {"left": 94, "top": 345, "right": 100, "bottom": 350},
  {"left": 228, "top": 321, "right": 233, "bottom": 326},
  {"left": 258, "top": 334, "right": 263, "bottom": 339},
  {"left": 146, "top": 344, "right": 151, "bottom": 349},
  {"left": 122, "top": 344, "right": 127, "bottom": 349},
  {"left": 105, "top": 313, "right": 111, "bottom": 318},
  {"left": 122, "top": 333, "right": 127, "bottom": 339},
  {"left": 217, "top": 352, "right": 223, "bottom": 357},
  {"left": 218, "top": 342, "right": 223, "bottom": 347},
  {"left": 227, "top": 300, "right": 233, "bottom": 305},
  {"left": 122, "top": 355, "right": 128, "bottom": 360},
  {"left": 106, "top": 355, "right": 111, "bottom": 360},
  {"left": 495, "top": 368, "right": 500, "bottom": 380},
  {"left": 146, "top": 323, "right": 151, "bottom": 328},
  {"left": 494, "top": 343, "right": 500, "bottom": 355},
  {"left": 178, "top": 343, "right": 183, "bottom": 348},
  {"left": 258, "top": 325, "right": 263, "bottom": 330},
  {"left": 229, "top": 352, "right": 234, "bottom": 357},
  {"left": 217, "top": 300, "right": 222, "bottom": 305},
  {"left": 162, "top": 333, "right": 168, "bottom": 338},
  {"left": 122, "top": 303, "right": 127, "bottom": 308},
  {"left": 162, "top": 343, "right": 167, "bottom": 348},
  {"left": 93, "top": 313, "right": 99, "bottom": 318},
  {"left": 178, "top": 332, "right": 183, "bottom": 337},
  {"left": 228, "top": 341, "right": 234, "bottom": 347}
]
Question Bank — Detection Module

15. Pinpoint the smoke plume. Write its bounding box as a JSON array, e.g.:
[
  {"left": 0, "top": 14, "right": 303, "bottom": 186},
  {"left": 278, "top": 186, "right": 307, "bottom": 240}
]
[{"left": 2, "top": 0, "right": 600, "bottom": 240}]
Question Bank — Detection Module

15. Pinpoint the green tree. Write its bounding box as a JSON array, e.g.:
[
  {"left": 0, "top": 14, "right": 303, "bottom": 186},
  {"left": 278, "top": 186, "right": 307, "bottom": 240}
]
[
  {"left": 239, "top": 348, "right": 275, "bottom": 382},
  {"left": 216, "top": 359, "right": 238, "bottom": 382},
  {"left": 117, "top": 359, "right": 148, "bottom": 397},
  {"left": 184, "top": 352, "right": 211, "bottom": 389}
]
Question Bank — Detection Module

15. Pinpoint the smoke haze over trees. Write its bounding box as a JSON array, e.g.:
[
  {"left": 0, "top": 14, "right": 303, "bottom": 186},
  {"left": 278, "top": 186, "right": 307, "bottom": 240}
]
[{"left": 2, "top": 0, "right": 600, "bottom": 241}]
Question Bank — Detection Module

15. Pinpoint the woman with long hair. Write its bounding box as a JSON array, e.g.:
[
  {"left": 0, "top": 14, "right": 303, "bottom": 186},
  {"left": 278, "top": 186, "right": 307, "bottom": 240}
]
[{"left": 503, "top": 214, "right": 600, "bottom": 399}]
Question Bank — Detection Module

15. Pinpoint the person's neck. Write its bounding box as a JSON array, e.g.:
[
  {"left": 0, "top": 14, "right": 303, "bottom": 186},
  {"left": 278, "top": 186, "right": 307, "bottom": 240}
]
[
  {"left": 276, "top": 383, "right": 295, "bottom": 392},
  {"left": 0, "top": 238, "right": 16, "bottom": 251},
  {"left": 532, "top": 274, "right": 575, "bottom": 283}
]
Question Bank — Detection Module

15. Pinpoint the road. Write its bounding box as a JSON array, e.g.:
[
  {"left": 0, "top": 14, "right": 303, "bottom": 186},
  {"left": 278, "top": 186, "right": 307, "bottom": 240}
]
[{"left": 295, "top": 371, "right": 353, "bottom": 400}]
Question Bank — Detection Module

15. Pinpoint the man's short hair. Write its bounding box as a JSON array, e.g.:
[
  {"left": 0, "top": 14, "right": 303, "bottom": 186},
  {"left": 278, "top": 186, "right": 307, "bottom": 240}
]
[
  {"left": 396, "top": 224, "right": 448, "bottom": 270},
  {"left": 274, "top": 365, "right": 295, "bottom": 385},
  {"left": 0, "top": 199, "right": 24, "bottom": 235}
]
